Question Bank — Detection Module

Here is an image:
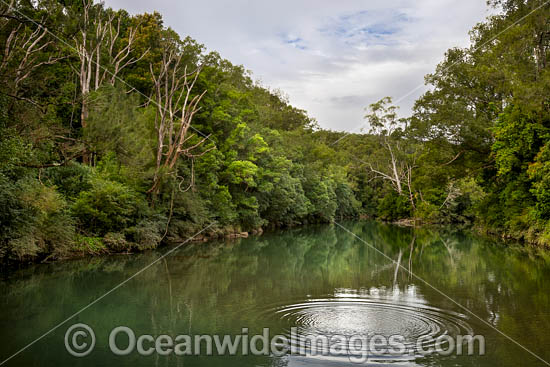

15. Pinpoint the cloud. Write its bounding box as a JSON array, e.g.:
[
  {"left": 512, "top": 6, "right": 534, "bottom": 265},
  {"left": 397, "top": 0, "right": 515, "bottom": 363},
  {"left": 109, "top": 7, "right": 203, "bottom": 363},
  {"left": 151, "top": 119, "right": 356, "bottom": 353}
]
[{"left": 103, "top": 0, "right": 491, "bottom": 132}]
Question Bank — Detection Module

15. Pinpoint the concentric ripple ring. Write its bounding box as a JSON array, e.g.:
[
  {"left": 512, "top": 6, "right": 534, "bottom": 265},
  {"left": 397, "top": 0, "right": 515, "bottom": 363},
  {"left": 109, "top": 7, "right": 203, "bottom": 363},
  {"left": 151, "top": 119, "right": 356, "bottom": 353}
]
[{"left": 253, "top": 294, "right": 475, "bottom": 361}]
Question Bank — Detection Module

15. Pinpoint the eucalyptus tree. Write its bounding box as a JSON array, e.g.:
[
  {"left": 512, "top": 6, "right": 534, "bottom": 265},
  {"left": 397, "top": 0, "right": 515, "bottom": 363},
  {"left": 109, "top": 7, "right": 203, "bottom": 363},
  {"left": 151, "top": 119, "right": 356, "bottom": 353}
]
[
  {"left": 363, "top": 97, "right": 420, "bottom": 210},
  {"left": 71, "top": 0, "right": 147, "bottom": 128},
  {"left": 148, "top": 36, "right": 211, "bottom": 195}
]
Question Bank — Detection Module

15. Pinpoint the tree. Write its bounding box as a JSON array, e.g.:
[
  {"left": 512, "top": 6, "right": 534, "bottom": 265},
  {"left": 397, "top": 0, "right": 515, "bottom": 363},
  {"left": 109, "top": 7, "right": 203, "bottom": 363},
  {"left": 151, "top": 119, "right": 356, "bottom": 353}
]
[
  {"left": 0, "top": 1, "right": 63, "bottom": 103},
  {"left": 73, "top": 0, "right": 147, "bottom": 130},
  {"left": 148, "top": 43, "right": 212, "bottom": 195},
  {"left": 364, "top": 97, "right": 419, "bottom": 210}
]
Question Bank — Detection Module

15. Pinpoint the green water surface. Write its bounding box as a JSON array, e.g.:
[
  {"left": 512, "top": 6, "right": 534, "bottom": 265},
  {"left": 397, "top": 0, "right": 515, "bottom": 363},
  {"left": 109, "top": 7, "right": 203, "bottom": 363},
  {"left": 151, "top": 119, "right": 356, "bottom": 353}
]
[{"left": 1, "top": 221, "right": 550, "bottom": 366}]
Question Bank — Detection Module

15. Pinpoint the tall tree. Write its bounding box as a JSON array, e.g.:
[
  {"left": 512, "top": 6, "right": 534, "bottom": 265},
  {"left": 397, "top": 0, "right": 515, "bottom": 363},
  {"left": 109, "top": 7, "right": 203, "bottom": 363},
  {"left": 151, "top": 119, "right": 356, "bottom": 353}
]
[
  {"left": 73, "top": 0, "right": 146, "bottom": 130},
  {"left": 148, "top": 43, "right": 211, "bottom": 195},
  {"left": 364, "top": 97, "right": 419, "bottom": 209}
]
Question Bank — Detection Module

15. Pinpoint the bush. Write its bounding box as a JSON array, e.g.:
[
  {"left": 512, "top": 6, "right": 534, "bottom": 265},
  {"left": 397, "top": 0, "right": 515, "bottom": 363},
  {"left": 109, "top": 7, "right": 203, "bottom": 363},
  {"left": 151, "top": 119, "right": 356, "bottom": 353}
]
[
  {"left": 72, "top": 177, "right": 147, "bottom": 235},
  {"left": 377, "top": 192, "right": 412, "bottom": 221},
  {"left": 2, "top": 178, "right": 75, "bottom": 261},
  {"left": 449, "top": 178, "right": 485, "bottom": 223},
  {"left": 173, "top": 191, "right": 211, "bottom": 225},
  {"left": 0, "top": 174, "right": 24, "bottom": 250},
  {"left": 43, "top": 163, "right": 92, "bottom": 199},
  {"left": 415, "top": 201, "right": 441, "bottom": 223},
  {"left": 72, "top": 235, "right": 107, "bottom": 255},
  {"left": 528, "top": 143, "right": 550, "bottom": 220},
  {"left": 304, "top": 176, "right": 337, "bottom": 222},
  {"left": 258, "top": 172, "right": 311, "bottom": 226},
  {"left": 103, "top": 232, "right": 130, "bottom": 252},
  {"left": 125, "top": 219, "right": 164, "bottom": 251}
]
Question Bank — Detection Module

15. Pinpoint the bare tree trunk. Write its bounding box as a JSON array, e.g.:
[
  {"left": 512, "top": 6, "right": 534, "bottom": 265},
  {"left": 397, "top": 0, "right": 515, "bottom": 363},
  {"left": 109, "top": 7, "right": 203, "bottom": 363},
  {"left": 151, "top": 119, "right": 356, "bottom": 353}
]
[
  {"left": 406, "top": 164, "right": 416, "bottom": 210},
  {"left": 387, "top": 140, "right": 403, "bottom": 195},
  {"left": 73, "top": 0, "right": 147, "bottom": 164},
  {"left": 0, "top": 9, "right": 62, "bottom": 100},
  {"left": 367, "top": 136, "right": 419, "bottom": 213},
  {"left": 148, "top": 48, "right": 212, "bottom": 195},
  {"left": 367, "top": 140, "right": 405, "bottom": 195}
]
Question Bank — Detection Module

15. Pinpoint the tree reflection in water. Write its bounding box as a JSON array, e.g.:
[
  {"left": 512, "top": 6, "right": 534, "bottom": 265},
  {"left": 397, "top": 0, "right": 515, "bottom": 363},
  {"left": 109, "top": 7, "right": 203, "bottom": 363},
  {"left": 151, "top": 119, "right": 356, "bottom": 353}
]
[{"left": 1, "top": 221, "right": 550, "bottom": 366}]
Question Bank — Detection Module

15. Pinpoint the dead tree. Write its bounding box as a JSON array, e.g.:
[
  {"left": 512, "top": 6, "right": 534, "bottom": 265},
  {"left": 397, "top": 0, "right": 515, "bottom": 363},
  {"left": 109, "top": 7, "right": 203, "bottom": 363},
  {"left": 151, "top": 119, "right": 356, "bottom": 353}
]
[
  {"left": 13, "top": 23, "right": 63, "bottom": 93},
  {"left": 0, "top": 3, "right": 62, "bottom": 101},
  {"left": 148, "top": 47, "right": 211, "bottom": 195},
  {"left": 72, "top": 0, "right": 147, "bottom": 165},
  {"left": 73, "top": 0, "right": 147, "bottom": 129},
  {"left": 98, "top": 15, "right": 148, "bottom": 87}
]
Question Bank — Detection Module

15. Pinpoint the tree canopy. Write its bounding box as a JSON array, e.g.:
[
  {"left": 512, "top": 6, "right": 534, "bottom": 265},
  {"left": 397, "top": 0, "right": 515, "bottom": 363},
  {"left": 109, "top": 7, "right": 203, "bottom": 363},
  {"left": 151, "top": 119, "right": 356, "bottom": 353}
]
[{"left": 1, "top": 0, "right": 550, "bottom": 264}]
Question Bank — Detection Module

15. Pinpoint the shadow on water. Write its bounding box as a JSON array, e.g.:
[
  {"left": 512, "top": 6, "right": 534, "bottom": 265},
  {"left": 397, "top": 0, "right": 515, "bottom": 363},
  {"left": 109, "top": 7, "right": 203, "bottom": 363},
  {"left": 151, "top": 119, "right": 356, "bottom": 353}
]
[{"left": 1, "top": 221, "right": 550, "bottom": 366}]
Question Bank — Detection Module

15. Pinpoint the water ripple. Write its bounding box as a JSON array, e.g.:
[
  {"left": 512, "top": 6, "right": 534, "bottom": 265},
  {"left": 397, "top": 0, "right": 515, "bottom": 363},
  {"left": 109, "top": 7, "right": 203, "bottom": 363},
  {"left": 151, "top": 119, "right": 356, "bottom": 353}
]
[{"left": 253, "top": 293, "right": 474, "bottom": 363}]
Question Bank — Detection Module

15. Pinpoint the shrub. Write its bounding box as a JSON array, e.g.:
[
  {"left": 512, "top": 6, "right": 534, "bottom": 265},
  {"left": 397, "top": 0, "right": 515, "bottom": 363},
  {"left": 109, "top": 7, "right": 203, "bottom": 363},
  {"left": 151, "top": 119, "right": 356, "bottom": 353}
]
[
  {"left": 103, "top": 232, "right": 130, "bottom": 252},
  {"left": 528, "top": 143, "right": 550, "bottom": 220},
  {"left": 125, "top": 219, "right": 164, "bottom": 251},
  {"left": 43, "top": 163, "right": 92, "bottom": 199},
  {"left": 451, "top": 178, "right": 486, "bottom": 223},
  {"left": 72, "top": 235, "right": 107, "bottom": 255},
  {"left": 173, "top": 191, "right": 211, "bottom": 225},
  {"left": 415, "top": 201, "right": 441, "bottom": 223},
  {"left": 3, "top": 178, "right": 75, "bottom": 261},
  {"left": 0, "top": 173, "right": 24, "bottom": 253},
  {"left": 258, "top": 172, "right": 311, "bottom": 226},
  {"left": 377, "top": 192, "right": 412, "bottom": 221},
  {"left": 72, "top": 177, "right": 147, "bottom": 235},
  {"left": 304, "top": 176, "right": 338, "bottom": 222}
]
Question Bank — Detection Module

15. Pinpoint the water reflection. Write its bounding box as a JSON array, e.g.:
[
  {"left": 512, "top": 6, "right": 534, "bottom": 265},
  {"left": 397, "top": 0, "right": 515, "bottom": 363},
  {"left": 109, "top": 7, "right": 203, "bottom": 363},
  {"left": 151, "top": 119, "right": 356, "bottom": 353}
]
[
  {"left": 266, "top": 291, "right": 473, "bottom": 363},
  {"left": 0, "top": 221, "right": 550, "bottom": 366}
]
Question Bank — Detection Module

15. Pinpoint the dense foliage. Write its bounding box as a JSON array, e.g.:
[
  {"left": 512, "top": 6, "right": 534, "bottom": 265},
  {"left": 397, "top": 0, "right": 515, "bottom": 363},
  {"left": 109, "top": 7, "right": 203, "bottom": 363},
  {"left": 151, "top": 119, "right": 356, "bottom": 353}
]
[
  {"left": 0, "top": 0, "right": 362, "bottom": 263},
  {"left": 1, "top": 0, "right": 549, "bottom": 264},
  {"left": 334, "top": 0, "right": 550, "bottom": 246}
]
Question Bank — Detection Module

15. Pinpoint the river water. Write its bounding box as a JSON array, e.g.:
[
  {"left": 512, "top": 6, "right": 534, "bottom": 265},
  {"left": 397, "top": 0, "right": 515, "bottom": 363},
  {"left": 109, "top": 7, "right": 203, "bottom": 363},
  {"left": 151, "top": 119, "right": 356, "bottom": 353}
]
[{"left": 1, "top": 221, "right": 550, "bottom": 366}]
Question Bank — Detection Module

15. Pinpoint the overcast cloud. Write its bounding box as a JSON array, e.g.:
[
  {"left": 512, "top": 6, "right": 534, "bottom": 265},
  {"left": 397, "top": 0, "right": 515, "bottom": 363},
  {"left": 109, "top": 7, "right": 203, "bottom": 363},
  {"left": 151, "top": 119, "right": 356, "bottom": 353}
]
[{"left": 104, "top": 0, "right": 491, "bottom": 131}]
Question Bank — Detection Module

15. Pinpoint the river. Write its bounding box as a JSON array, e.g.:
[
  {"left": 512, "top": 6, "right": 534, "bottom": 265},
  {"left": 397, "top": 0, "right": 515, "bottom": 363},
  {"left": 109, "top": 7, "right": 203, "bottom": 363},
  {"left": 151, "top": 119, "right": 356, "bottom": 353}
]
[{"left": 1, "top": 221, "right": 549, "bottom": 366}]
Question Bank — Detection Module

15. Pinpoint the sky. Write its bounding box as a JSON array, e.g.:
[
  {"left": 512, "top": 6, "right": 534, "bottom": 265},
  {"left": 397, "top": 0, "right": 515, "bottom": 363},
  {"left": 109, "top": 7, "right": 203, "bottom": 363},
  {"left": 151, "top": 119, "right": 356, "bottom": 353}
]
[{"left": 104, "top": 0, "right": 492, "bottom": 132}]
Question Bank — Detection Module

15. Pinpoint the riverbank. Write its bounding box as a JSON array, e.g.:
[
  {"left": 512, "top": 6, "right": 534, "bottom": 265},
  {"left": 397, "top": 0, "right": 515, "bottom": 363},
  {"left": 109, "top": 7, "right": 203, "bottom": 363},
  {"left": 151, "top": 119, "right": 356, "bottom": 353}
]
[
  {"left": 3, "top": 211, "right": 549, "bottom": 275},
  {"left": 392, "top": 216, "right": 550, "bottom": 249},
  {"left": 1, "top": 219, "right": 335, "bottom": 271},
  {"left": 0, "top": 219, "right": 532, "bottom": 275}
]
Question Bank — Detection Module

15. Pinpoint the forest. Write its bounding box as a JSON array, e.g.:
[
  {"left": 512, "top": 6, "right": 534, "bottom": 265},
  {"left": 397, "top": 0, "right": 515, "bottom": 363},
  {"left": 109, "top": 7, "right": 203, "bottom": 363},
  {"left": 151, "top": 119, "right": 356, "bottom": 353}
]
[{"left": 1, "top": 0, "right": 549, "bottom": 265}]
